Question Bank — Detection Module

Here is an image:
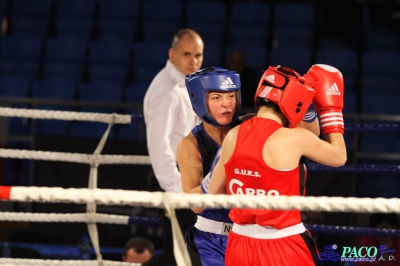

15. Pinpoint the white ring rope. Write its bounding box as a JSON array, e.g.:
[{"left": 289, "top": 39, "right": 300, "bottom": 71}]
[
  {"left": 0, "top": 212, "right": 129, "bottom": 224},
  {"left": 0, "top": 258, "right": 140, "bottom": 266},
  {"left": 5, "top": 187, "right": 400, "bottom": 214},
  {"left": 0, "top": 149, "right": 151, "bottom": 165},
  {"left": 0, "top": 106, "right": 398, "bottom": 266},
  {"left": 0, "top": 107, "right": 131, "bottom": 124},
  {"left": 0, "top": 107, "right": 140, "bottom": 266}
]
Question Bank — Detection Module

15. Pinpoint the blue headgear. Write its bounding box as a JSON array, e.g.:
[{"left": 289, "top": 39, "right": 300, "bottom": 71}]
[{"left": 186, "top": 66, "right": 241, "bottom": 126}]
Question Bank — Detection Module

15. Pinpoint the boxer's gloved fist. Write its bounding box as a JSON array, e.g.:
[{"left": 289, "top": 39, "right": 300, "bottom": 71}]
[{"left": 304, "top": 64, "right": 344, "bottom": 135}]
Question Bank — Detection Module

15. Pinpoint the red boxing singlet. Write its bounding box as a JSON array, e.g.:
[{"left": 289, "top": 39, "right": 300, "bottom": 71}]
[
  {"left": 224, "top": 117, "right": 303, "bottom": 229},
  {"left": 224, "top": 117, "right": 322, "bottom": 266}
]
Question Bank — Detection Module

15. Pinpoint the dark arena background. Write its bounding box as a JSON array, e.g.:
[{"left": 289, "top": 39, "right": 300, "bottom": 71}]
[{"left": 0, "top": 0, "right": 399, "bottom": 265}]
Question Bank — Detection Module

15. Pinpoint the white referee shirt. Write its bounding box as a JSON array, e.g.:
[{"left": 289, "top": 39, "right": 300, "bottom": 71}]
[{"left": 143, "top": 60, "right": 201, "bottom": 193}]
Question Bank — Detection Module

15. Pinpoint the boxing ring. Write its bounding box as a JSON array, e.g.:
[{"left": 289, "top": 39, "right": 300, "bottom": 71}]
[{"left": 0, "top": 107, "right": 399, "bottom": 266}]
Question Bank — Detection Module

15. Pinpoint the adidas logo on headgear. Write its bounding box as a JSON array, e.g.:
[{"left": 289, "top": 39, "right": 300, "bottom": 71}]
[
  {"left": 265, "top": 75, "right": 275, "bottom": 83},
  {"left": 220, "top": 77, "right": 236, "bottom": 89},
  {"left": 326, "top": 83, "right": 341, "bottom": 96}
]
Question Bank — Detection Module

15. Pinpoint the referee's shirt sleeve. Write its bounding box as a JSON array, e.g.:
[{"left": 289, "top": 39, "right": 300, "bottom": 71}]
[{"left": 144, "top": 90, "right": 183, "bottom": 193}]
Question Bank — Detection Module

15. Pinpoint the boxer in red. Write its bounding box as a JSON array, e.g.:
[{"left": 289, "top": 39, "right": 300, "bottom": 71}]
[{"left": 209, "top": 64, "right": 347, "bottom": 266}]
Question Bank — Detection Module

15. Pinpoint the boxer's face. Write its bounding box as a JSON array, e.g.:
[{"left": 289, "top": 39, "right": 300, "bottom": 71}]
[
  {"left": 169, "top": 34, "right": 204, "bottom": 76},
  {"left": 207, "top": 91, "right": 236, "bottom": 126}
]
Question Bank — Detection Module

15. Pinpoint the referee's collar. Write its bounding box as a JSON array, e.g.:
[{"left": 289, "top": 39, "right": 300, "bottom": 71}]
[{"left": 166, "top": 60, "right": 186, "bottom": 87}]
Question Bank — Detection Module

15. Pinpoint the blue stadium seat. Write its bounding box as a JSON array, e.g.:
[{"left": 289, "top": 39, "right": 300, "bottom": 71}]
[
  {"left": 116, "top": 118, "right": 143, "bottom": 141},
  {"left": 45, "top": 61, "right": 82, "bottom": 81},
  {"left": 186, "top": 0, "right": 226, "bottom": 45},
  {"left": 125, "top": 81, "right": 150, "bottom": 104},
  {"left": 68, "top": 120, "right": 116, "bottom": 139},
  {"left": 0, "top": 74, "right": 32, "bottom": 142},
  {"left": 202, "top": 42, "right": 223, "bottom": 67},
  {"left": 134, "top": 65, "right": 160, "bottom": 84},
  {"left": 362, "top": 50, "right": 400, "bottom": 78},
  {"left": 56, "top": 17, "right": 93, "bottom": 39},
  {"left": 11, "top": 0, "right": 52, "bottom": 37},
  {"left": 7, "top": 109, "right": 32, "bottom": 136},
  {"left": 44, "top": 35, "right": 88, "bottom": 81},
  {"left": 68, "top": 106, "right": 119, "bottom": 139},
  {"left": 143, "top": 20, "right": 181, "bottom": 43},
  {"left": 343, "top": 76, "right": 356, "bottom": 114},
  {"left": 274, "top": 2, "right": 315, "bottom": 49},
  {"left": 0, "top": 34, "right": 43, "bottom": 78},
  {"left": 0, "top": 0, "right": 7, "bottom": 17},
  {"left": 0, "top": 59, "right": 39, "bottom": 79},
  {"left": 362, "top": 76, "right": 398, "bottom": 93},
  {"left": 56, "top": 0, "right": 96, "bottom": 20},
  {"left": 270, "top": 45, "right": 311, "bottom": 74},
  {"left": 55, "top": 0, "right": 96, "bottom": 39},
  {"left": 89, "top": 39, "right": 132, "bottom": 82},
  {"left": 99, "top": 0, "right": 139, "bottom": 20},
  {"left": 31, "top": 77, "right": 76, "bottom": 100},
  {"left": 274, "top": 27, "right": 314, "bottom": 50},
  {"left": 89, "top": 39, "right": 132, "bottom": 65},
  {"left": 69, "top": 79, "right": 123, "bottom": 139},
  {"left": 100, "top": 20, "right": 137, "bottom": 42},
  {"left": 0, "top": 75, "right": 30, "bottom": 97},
  {"left": 116, "top": 123, "right": 139, "bottom": 141},
  {"left": 34, "top": 105, "right": 72, "bottom": 136},
  {"left": 13, "top": 17, "right": 49, "bottom": 37},
  {"left": 143, "top": 0, "right": 183, "bottom": 42},
  {"left": 98, "top": 0, "right": 139, "bottom": 41},
  {"left": 316, "top": 47, "right": 358, "bottom": 75},
  {"left": 134, "top": 41, "right": 169, "bottom": 68},
  {"left": 365, "top": 29, "right": 399, "bottom": 52},
  {"left": 225, "top": 45, "right": 268, "bottom": 73},
  {"left": 361, "top": 90, "right": 400, "bottom": 114},
  {"left": 79, "top": 79, "right": 123, "bottom": 103},
  {"left": 90, "top": 64, "right": 128, "bottom": 83},
  {"left": 31, "top": 77, "right": 77, "bottom": 136},
  {"left": 1, "top": 34, "right": 43, "bottom": 61},
  {"left": 12, "top": 0, "right": 52, "bottom": 17},
  {"left": 134, "top": 41, "right": 169, "bottom": 83},
  {"left": 229, "top": 2, "right": 270, "bottom": 47},
  {"left": 99, "top": 0, "right": 139, "bottom": 40},
  {"left": 0, "top": 75, "right": 33, "bottom": 136},
  {"left": 363, "top": 8, "right": 400, "bottom": 52},
  {"left": 275, "top": 3, "right": 315, "bottom": 28},
  {"left": 115, "top": 108, "right": 144, "bottom": 141},
  {"left": 45, "top": 35, "right": 88, "bottom": 64}
]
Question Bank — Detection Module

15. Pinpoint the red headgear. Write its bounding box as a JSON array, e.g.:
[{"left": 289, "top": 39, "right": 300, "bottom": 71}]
[{"left": 254, "top": 66, "right": 315, "bottom": 128}]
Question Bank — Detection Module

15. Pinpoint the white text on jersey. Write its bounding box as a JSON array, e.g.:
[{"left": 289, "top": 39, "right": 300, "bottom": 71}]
[
  {"left": 234, "top": 168, "right": 262, "bottom": 177},
  {"left": 229, "top": 179, "right": 279, "bottom": 196}
]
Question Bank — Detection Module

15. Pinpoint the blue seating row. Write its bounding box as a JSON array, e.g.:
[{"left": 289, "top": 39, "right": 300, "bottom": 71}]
[{"left": 0, "top": 0, "right": 398, "bottom": 141}]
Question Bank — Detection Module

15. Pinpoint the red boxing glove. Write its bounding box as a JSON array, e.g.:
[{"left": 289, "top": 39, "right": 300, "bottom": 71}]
[{"left": 304, "top": 64, "right": 344, "bottom": 135}]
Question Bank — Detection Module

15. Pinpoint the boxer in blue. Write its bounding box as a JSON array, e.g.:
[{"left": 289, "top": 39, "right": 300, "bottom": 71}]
[
  {"left": 176, "top": 66, "right": 241, "bottom": 266},
  {"left": 176, "top": 66, "right": 320, "bottom": 266}
]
